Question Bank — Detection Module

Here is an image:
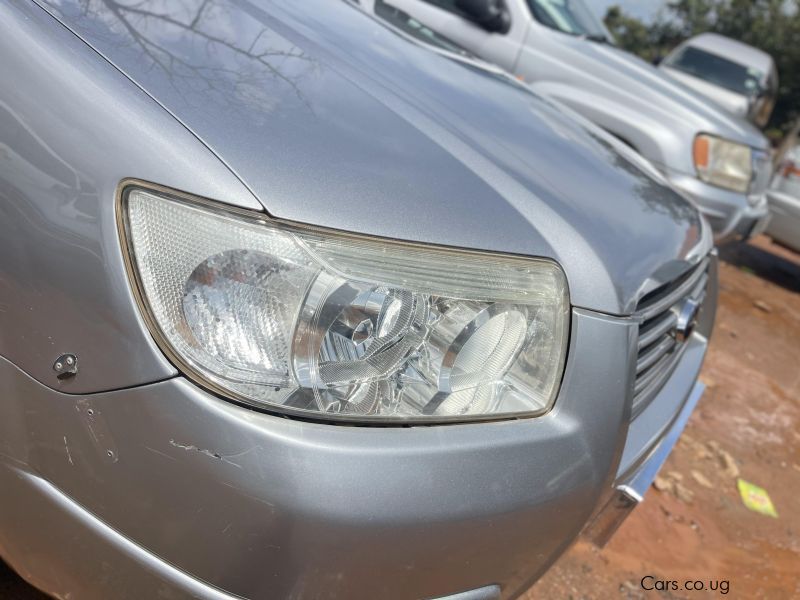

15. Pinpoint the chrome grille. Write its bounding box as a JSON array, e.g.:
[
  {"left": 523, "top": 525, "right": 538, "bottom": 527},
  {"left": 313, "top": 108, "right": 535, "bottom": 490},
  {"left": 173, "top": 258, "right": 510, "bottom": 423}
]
[{"left": 632, "top": 258, "right": 709, "bottom": 418}]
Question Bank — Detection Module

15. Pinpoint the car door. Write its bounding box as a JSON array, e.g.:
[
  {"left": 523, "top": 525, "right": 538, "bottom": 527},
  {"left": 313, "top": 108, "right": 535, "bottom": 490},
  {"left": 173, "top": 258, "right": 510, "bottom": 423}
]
[{"left": 387, "top": 0, "right": 529, "bottom": 71}]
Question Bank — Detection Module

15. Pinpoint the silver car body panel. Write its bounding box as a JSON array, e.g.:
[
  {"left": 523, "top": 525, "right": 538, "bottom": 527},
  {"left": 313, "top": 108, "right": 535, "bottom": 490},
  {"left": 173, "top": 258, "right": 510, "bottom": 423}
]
[
  {"left": 767, "top": 145, "right": 800, "bottom": 251},
  {"left": 1, "top": 309, "right": 633, "bottom": 600},
  {"left": 0, "top": 294, "right": 716, "bottom": 598},
  {"left": 385, "top": 0, "right": 771, "bottom": 239},
  {"left": 660, "top": 33, "right": 778, "bottom": 124},
  {"left": 0, "top": 0, "right": 716, "bottom": 597},
  {"left": 660, "top": 67, "right": 751, "bottom": 119},
  {"left": 766, "top": 190, "right": 800, "bottom": 252},
  {"left": 677, "top": 33, "right": 776, "bottom": 83},
  {"left": 0, "top": 0, "right": 265, "bottom": 395},
  {"left": 13, "top": 0, "right": 710, "bottom": 326}
]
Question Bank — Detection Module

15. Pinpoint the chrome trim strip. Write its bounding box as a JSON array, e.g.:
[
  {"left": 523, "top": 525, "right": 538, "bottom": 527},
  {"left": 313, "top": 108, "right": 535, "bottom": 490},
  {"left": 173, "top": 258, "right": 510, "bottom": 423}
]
[
  {"left": 431, "top": 585, "right": 502, "bottom": 600},
  {"left": 624, "top": 381, "right": 705, "bottom": 498},
  {"left": 584, "top": 382, "right": 705, "bottom": 547}
]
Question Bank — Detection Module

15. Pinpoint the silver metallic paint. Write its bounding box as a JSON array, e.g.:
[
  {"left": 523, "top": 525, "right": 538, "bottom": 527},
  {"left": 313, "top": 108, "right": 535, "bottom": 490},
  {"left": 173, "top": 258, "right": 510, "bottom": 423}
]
[
  {"left": 660, "top": 33, "right": 778, "bottom": 126},
  {"left": 0, "top": 0, "right": 717, "bottom": 597},
  {"left": 0, "top": 0, "right": 260, "bottom": 394},
  {"left": 35, "top": 0, "right": 708, "bottom": 316},
  {"left": 384, "top": 0, "right": 771, "bottom": 239},
  {"left": 1, "top": 310, "right": 633, "bottom": 599}
]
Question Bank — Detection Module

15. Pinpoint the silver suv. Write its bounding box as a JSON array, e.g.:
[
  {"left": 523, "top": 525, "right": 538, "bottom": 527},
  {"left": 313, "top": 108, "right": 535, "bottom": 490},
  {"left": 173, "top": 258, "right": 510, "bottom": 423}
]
[
  {"left": 659, "top": 33, "right": 778, "bottom": 128},
  {"left": 0, "top": 1, "right": 715, "bottom": 598},
  {"left": 388, "top": 0, "right": 773, "bottom": 241}
]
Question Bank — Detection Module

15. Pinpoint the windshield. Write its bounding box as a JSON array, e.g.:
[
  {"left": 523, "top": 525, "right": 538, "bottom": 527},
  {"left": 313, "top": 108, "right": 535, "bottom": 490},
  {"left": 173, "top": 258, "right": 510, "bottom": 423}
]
[
  {"left": 665, "top": 46, "right": 765, "bottom": 97},
  {"left": 373, "top": 0, "right": 474, "bottom": 57},
  {"left": 527, "top": 0, "right": 610, "bottom": 40}
]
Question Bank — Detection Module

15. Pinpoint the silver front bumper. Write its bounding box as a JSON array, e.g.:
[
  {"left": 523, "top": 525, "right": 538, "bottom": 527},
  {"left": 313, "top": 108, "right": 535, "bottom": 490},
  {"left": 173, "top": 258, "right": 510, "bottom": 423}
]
[
  {"left": 0, "top": 308, "right": 635, "bottom": 600},
  {"left": 583, "top": 382, "right": 705, "bottom": 546},
  {"left": 665, "top": 170, "right": 770, "bottom": 241}
]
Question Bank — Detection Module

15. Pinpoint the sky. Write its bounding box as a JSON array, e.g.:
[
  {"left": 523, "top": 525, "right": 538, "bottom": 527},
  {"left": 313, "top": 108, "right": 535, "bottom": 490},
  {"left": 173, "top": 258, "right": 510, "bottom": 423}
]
[{"left": 584, "top": 0, "right": 665, "bottom": 23}]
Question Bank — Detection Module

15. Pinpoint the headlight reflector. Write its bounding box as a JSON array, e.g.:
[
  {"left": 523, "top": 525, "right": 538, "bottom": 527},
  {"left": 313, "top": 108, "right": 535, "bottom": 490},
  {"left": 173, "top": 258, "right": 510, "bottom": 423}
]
[
  {"left": 693, "top": 134, "right": 753, "bottom": 193},
  {"left": 124, "top": 187, "right": 569, "bottom": 423}
]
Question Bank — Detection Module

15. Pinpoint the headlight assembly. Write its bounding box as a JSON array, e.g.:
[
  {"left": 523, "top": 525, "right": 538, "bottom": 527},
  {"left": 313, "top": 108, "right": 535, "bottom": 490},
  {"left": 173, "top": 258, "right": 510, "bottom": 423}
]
[
  {"left": 693, "top": 134, "right": 753, "bottom": 193},
  {"left": 121, "top": 185, "right": 569, "bottom": 423}
]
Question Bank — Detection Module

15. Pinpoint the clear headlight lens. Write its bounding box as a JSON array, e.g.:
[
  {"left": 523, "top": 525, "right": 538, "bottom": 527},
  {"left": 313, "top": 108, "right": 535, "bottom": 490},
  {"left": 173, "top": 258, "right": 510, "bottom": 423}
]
[
  {"left": 693, "top": 134, "right": 753, "bottom": 193},
  {"left": 123, "top": 187, "right": 569, "bottom": 423}
]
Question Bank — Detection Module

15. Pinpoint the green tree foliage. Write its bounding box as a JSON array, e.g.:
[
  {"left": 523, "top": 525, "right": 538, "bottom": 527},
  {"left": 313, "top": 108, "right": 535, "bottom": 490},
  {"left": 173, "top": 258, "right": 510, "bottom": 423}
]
[{"left": 604, "top": 1, "right": 800, "bottom": 139}]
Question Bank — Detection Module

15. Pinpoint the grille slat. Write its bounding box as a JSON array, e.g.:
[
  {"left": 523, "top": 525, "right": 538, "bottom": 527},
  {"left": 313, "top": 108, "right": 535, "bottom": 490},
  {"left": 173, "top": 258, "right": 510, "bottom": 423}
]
[
  {"left": 636, "top": 335, "right": 676, "bottom": 374},
  {"left": 635, "top": 356, "right": 670, "bottom": 396},
  {"left": 636, "top": 261, "right": 708, "bottom": 322},
  {"left": 631, "top": 258, "right": 710, "bottom": 417},
  {"left": 637, "top": 311, "right": 677, "bottom": 350},
  {"left": 632, "top": 344, "right": 688, "bottom": 418}
]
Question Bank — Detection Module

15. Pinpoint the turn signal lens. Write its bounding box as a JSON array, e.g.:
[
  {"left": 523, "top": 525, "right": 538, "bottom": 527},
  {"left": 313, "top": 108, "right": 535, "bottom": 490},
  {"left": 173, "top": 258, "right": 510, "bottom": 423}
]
[{"left": 693, "top": 135, "right": 709, "bottom": 169}]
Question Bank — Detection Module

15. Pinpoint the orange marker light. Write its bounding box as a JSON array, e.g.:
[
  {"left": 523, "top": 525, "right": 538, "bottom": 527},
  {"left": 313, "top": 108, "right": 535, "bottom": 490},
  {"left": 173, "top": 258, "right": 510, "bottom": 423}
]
[{"left": 693, "top": 136, "right": 710, "bottom": 169}]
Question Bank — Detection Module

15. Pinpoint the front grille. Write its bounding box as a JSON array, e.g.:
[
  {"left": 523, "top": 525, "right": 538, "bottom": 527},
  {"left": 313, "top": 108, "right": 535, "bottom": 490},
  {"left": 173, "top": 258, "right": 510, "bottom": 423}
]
[{"left": 631, "top": 257, "right": 710, "bottom": 418}]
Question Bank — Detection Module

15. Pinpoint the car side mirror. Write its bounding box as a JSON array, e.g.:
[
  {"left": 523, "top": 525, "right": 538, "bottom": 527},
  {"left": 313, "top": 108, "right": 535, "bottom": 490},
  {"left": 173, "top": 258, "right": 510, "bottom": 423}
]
[{"left": 455, "top": 0, "right": 511, "bottom": 34}]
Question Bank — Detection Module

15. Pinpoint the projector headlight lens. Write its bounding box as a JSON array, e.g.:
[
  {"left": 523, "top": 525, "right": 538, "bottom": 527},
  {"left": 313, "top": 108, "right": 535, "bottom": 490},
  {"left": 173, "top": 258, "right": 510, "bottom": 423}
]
[{"left": 123, "top": 186, "right": 569, "bottom": 423}]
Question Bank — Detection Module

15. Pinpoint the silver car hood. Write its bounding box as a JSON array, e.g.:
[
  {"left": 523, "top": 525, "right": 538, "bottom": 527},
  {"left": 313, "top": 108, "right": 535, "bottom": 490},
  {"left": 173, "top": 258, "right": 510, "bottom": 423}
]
[
  {"left": 659, "top": 66, "right": 750, "bottom": 119},
  {"left": 40, "top": 0, "right": 709, "bottom": 315},
  {"left": 561, "top": 37, "right": 767, "bottom": 150}
]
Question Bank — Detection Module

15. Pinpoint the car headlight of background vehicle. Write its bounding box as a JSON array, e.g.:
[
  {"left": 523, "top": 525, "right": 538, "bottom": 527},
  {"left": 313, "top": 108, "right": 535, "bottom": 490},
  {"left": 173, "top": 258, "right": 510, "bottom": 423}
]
[
  {"left": 693, "top": 134, "right": 753, "bottom": 193},
  {"left": 121, "top": 186, "right": 569, "bottom": 423}
]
